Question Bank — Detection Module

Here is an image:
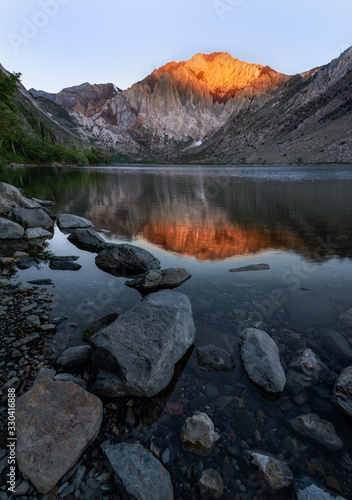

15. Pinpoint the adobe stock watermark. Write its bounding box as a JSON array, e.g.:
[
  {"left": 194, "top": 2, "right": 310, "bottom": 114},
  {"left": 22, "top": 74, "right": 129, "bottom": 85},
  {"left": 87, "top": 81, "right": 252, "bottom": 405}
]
[
  {"left": 7, "top": 0, "right": 73, "bottom": 54},
  {"left": 213, "top": 0, "right": 245, "bottom": 22}
]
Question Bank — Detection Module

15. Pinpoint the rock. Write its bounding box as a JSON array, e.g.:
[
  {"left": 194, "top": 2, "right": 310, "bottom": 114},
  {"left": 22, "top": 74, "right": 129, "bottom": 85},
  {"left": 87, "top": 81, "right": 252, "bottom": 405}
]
[
  {"left": 321, "top": 330, "right": 352, "bottom": 364},
  {"left": 198, "top": 469, "right": 224, "bottom": 498},
  {"left": 335, "top": 366, "right": 352, "bottom": 421},
  {"left": 25, "top": 227, "right": 52, "bottom": 240},
  {"left": 25, "top": 315, "right": 41, "bottom": 328},
  {"left": 229, "top": 263, "right": 270, "bottom": 272},
  {"left": 249, "top": 452, "right": 293, "bottom": 491},
  {"left": 57, "top": 213, "right": 93, "bottom": 230},
  {"left": 239, "top": 328, "right": 286, "bottom": 399},
  {"left": 0, "top": 182, "right": 40, "bottom": 209},
  {"left": 0, "top": 217, "right": 24, "bottom": 239},
  {"left": 125, "top": 268, "right": 191, "bottom": 292},
  {"left": 67, "top": 228, "right": 106, "bottom": 252},
  {"left": 17, "top": 256, "right": 42, "bottom": 269},
  {"left": 16, "top": 379, "right": 103, "bottom": 493},
  {"left": 286, "top": 369, "right": 313, "bottom": 394},
  {"left": 290, "top": 413, "right": 343, "bottom": 451},
  {"left": 90, "top": 290, "right": 195, "bottom": 397},
  {"left": 293, "top": 476, "right": 346, "bottom": 499},
  {"left": 49, "top": 257, "right": 82, "bottom": 271},
  {"left": 40, "top": 200, "right": 55, "bottom": 207},
  {"left": 12, "top": 207, "right": 54, "bottom": 230},
  {"left": 233, "top": 409, "right": 257, "bottom": 439},
  {"left": 101, "top": 441, "right": 174, "bottom": 500},
  {"left": 27, "top": 278, "right": 53, "bottom": 285},
  {"left": 0, "top": 278, "right": 11, "bottom": 287},
  {"left": 12, "top": 480, "right": 30, "bottom": 496},
  {"left": 290, "top": 348, "right": 329, "bottom": 383},
  {"left": 180, "top": 411, "right": 216, "bottom": 450},
  {"left": 53, "top": 373, "right": 88, "bottom": 389},
  {"left": 196, "top": 344, "right": 235, "bottom": 372},
  {"left": 56, "top": 345, "right": 91, "bottom": 369},
  {"left": 95, "top": 243, "right": 160, "bottom": 277},
  {"left": 82, "top": 313, "right": 118, "bottom": 341}
]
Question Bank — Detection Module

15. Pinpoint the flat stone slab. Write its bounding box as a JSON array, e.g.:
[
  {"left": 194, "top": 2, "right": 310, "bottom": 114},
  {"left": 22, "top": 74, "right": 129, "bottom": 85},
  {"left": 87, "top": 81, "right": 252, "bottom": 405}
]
[
  {"left": 16, "top": 379, "right": 103, "bottom": 493},
  {"left": 229, "top": 263, "right": 270, "bottom": 272},
  {"left": 25, "top": 227, "right": 52, "bottom": 240},
  {"left": 101, "top": 442, "right": 174, "bottom": 500},
  {"left": 57, "top": 214, "right": 93, "bottom": 230},
  {"left": 126, "top": 268, "right": 191, "bottom": 292}
]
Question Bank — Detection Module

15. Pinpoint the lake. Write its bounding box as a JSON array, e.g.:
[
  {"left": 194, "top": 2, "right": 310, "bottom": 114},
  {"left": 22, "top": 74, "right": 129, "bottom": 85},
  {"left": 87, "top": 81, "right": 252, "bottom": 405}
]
[{"left": 3, "top": 164, "right": 352, "bottom": 498}]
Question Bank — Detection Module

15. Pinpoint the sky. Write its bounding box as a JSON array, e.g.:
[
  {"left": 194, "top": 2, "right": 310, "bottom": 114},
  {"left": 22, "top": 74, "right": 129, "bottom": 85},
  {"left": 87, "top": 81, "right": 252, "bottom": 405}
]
[{"left": 1, "top": 0, "right": 351, "bottom": 93}]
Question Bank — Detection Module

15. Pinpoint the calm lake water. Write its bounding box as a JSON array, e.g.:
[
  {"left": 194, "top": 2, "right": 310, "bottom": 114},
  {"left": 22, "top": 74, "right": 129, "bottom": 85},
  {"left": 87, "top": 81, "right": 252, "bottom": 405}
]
[{"left": 3, "top": 164, "right": 352, "bottom": 498}]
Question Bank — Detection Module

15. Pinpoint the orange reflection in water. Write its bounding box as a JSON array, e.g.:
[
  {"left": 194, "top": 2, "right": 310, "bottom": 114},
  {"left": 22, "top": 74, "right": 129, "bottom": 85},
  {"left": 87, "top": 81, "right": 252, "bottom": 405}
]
[{"left": 141, "top": 221, "right": 301, "bottom": 261}]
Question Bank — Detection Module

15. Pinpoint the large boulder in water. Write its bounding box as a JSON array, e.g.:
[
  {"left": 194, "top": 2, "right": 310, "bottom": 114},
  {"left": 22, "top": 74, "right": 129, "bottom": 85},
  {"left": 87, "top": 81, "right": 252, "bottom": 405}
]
[
  {"left": 239, "top": 328, "right": 286, "bottom": 399},
  {"left": 90, "top": 290, "right": 196, "bottom": 397},
  {"left": 95, "top": 242, "right": 160, "bottom": 277},
  {"left": 68, "top": 228, "right": 106, "bottom": 252},
  {"left": 57, "top": 213, "right": 93, "bottom": 230}
]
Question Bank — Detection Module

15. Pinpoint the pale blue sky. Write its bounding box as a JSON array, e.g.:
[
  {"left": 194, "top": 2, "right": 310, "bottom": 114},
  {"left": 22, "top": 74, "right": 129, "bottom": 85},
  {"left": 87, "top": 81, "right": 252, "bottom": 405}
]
[{"left": 1, "top": 0, "right": 351, "bottom": 92}]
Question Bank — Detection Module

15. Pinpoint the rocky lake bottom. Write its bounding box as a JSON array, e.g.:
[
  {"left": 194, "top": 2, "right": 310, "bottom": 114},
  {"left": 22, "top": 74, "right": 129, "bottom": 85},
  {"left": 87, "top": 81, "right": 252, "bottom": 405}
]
[{"left": 1, "top": 165, "right": 352, "bottom": 499}]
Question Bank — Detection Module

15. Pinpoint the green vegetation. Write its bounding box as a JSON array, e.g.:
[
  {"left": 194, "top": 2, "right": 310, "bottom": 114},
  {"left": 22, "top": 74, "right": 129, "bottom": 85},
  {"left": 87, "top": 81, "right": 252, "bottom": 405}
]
[{"left": 0, "top": 71, "right": 112, "bottom": 167}]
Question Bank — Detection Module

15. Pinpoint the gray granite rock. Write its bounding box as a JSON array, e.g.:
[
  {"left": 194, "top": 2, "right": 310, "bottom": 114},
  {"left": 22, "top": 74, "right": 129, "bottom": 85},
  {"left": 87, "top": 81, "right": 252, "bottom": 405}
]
[
  {"left": 12, "top": 207, "right": 54, "bottom": 230},
  {"left": 293, "top": 476, "right": 346, "bottom": 499},
  {"left": 0, "top": 217, "right": 24, "bottom": 239},
  {"left": 90, "top": 290, "right": 195, "bottom": 397},
  {"left": 67, "top": 228, "right": 106, "bottom": 252},
  {"left": 290, "top": 348, "right": 329, "bottom": 383},
  {"left": 126, "top": 268, "right": 191, "bottom": 292},
  {"left": 25, "top": 227, "right": 52, "bottom": 240},
  {"left": 101, "top": 441, "right": 173, "bottom": 500},
  {"left": 95, "top": 243, "right": 160, "bottom": 277},
  {"left": 57, "top": 214, "right": 93, "bottom": 230},
  {"left": 290, "top": 413, "right": 343, "bottom": 451},
  {"left": 180, "top": 411, "right": 216, "bottom": 450},
  {"left": 82, "top": 313, "right": 118, "bottom": 341},
  {"left": 239, "top": 328, "right": 286, "bottom": 398}
]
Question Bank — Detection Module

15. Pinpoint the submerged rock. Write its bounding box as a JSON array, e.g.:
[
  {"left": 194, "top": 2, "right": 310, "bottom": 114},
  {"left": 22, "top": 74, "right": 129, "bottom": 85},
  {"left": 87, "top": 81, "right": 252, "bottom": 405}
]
[
  {"left": 90, "top": 290, "right": 195, "bottom": 397},
  {"left": 180, "top": 411, "right": 216, "bottom": 451},
  {"left": 229, "top": 263, "right": 270, "bottom": 272},
  {"left": 95, "top": 243, "right": 160, "bottom": 277},
  {"left": 125, "top": 268, "right": 191, "bottom": 292},
  {"left": 290, "top": 413, "right": 343, "bottom": 451},
  {"left": 101, "top": 442, "right": 173, "bottom": 500},
  {"left": 49, "top": 256, "right": 81, "bottom": 271},
  {"left": 320, "top": 330, "right": 352, "bottom": 364},
  {"left": 67, "top": 228, "right": 106, "bottom": 252},
  {"left": 56, "top": 345, "right": 91, "bottom": 369},
  {"left": 249, "top": 452, "right": 293, "bottom": 491},
  {"left": 198, "top": 469, "right": 224, "bottom": 498},
  {"left": 16, "top": 379, "right": 103, "bottom": 493},
  {"left": 290, "top": 348, "right": 330, "bottom": 384},
  {"left": 335, "top": 366, "right": 352, "bottom": 421},
  {"left": 82, "top": 312, "right": 118, "bottom": 341},
  {"left": 196, "top": 344, "right": 235, "bottom": 372},
  {"left": 239, "top": 328, "right": 286, "bottom": 399},
  {"left": 0, "top": 217, "right": 24, "bottom": 239},
  {"left": 293, "top": 476, "right": 346, "bottom": 499},
  {"left": 57, "top": 213, "right": 93, "bottom": 230}
]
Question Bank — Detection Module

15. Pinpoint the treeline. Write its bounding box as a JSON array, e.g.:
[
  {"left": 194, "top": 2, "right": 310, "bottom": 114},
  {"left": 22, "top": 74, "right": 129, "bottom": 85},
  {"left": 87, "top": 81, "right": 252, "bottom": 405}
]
[{"left": 0, "top": 71, "right": 113, "bottom": 167}]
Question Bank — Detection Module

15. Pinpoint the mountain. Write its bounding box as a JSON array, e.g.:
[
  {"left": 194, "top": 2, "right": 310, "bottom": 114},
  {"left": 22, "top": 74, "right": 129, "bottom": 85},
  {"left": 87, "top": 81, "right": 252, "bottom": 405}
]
[{"left": 6, "top": 47, "right": 352, "bottom": 164}]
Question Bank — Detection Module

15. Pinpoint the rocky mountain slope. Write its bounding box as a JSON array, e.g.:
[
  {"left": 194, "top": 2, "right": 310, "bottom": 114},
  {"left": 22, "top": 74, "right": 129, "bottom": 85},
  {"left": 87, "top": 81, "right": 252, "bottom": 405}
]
[{"left": 12, "top": 46, "right": 352, "bottom": 164}]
